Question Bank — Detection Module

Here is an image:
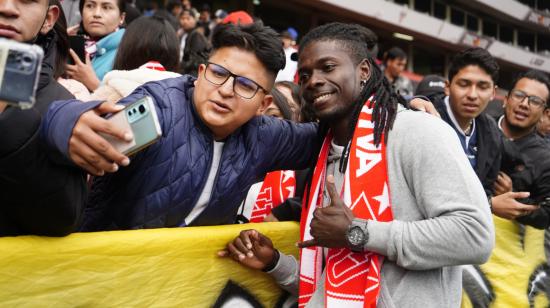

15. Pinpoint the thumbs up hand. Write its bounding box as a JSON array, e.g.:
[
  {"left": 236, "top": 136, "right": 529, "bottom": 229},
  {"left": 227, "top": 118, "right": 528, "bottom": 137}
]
[{"left": 298, "top": 175, "right": 355, "bottom": 249}]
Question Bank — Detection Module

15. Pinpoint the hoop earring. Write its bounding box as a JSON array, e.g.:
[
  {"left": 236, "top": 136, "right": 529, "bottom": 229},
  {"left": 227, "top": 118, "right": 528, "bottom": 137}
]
[{"left": 360, "top": 80, "right": 367, "bottom": 89}]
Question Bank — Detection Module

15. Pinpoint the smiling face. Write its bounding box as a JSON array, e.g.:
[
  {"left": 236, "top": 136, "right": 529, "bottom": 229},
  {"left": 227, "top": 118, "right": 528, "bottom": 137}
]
[
  {"left": 193, "top": 47, "right": 274, "bottom": 140},
  {"left": 297, "top": 40, "right": 368, "bottom": 122},
  {"left": 504, "top": 77, "right": 549, "bottom": 131},
  {"left": 445, "top": 65, "right": 495, "bottom": 125},
  {"left": 82, "top": 0, "right": 124, "bottom": 39},
  {"left": 0, "top": 0, "right": 58, "bottom": 42}
]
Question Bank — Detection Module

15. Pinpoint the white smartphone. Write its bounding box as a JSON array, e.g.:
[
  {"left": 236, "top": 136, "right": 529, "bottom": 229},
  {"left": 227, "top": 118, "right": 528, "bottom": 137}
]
[{"left": 100, "top": 96, "right": 162, "bottom": 156}]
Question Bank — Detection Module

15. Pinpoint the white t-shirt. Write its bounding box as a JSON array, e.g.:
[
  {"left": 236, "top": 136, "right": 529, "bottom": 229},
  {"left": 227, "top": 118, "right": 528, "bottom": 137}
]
[{"left": 184, "top": 141, "right": 224, "bottom": 225}]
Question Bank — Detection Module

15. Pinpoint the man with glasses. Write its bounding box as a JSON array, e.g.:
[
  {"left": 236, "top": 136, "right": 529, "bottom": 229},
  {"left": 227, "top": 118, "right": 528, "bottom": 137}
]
[
  {"left": 41, "top": 22, "right": 318, "bottom": 231},
  {"left": 495, "top": 70, "right": 550, "bottom": 228}
]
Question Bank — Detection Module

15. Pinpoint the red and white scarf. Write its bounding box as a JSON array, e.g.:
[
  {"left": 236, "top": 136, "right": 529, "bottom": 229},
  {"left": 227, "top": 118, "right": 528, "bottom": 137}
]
[
  {"left": 299, "top": 98, "right": 393, "bottom": 307},
  {"left": 249, "top": 170, "right": 296, "bottom": 222}
]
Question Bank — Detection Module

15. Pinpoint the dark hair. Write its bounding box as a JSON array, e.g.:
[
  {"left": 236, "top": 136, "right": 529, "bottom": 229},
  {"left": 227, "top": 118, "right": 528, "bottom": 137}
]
[
  {"left": 448, "top": 47, "right": 499, "bottom": 84},
  {"left": 363, "top": 27, "right": 379, "bottom": 59},
  {"left": 79, "top": 0, "right": 126, "bottom": 14},
  {"left": 113, "top": 15, "right": 179, "bottom": 71},
  {"left": 180, "top": 9, "right": 197, "bottom": 19},
  {"left": 166, "top": 0, "right": 182, "bottom": 13},
  {"left": 78, "top": 0, "right": 126, "bottom": 37},
  {"left": 270, "top": 87, "right": 294, "bottom": 120},
  {"left": 50, "top": 0, "right": 69, "bottom": 79},
  {"left": 298, "top": 22, "right": 405, "bottom": 173},
  {"left": 181, "top": 30, "right": 211, "bottom": 76},
  {"left": 511, "top": 70, "right": 550, "bottom": 107},
  {"left": 211, "top": 21, "right": 285, "bottom": 77},
  {"left": 275, "top": 81, "right": 312, "bottom": 122},
  {"left": 275, "top": 81, "right": 301, "bottom": 105},
  {"left": 383, "top": 47, "right": 406, "bottom": 63},
  {"left": 201, "top": 4, "right": 211, "bottom": 13},
  {"left": 197, "top": 21, "right": 211, "bottom": 37}
]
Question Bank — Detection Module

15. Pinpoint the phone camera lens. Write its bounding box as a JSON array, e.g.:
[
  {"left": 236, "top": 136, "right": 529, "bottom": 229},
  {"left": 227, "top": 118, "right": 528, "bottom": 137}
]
[{"left": 138, "top": 105, "right": 146, "bottom": 114}]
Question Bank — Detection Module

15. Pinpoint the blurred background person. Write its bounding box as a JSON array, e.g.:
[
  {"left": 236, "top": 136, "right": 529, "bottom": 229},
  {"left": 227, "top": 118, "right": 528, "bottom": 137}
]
[
  {"left": 52, "top": 0, "right": 92, "bottom": 100},
  {"left": 383, "top": 46, "right": 413, "bottom": 98},
  {"left": 213, "top": 9, "right": 228, "bottom": 28},
  {"left": 415, "top": 74, "right": 446, "bottom": 103},
  {"left": 275, "top": 29, "right": 298, "bottom": 82},
  {"left": 181, "top": 0, "right": 192, "bottom": 11},
  {"left": 274, "top": 81, "right": 302, "bottom": 121},
  {"left": 197, "top": 3, "right": 212, "bottom": 37},
  {"left": 167, "top": 0, "right": 183, "bottom": 18},
  {"left": 178, "top": 9, "right": 197, "bottom": 59},
  {"left": 122, "top": 0, "right": 140, "bottom": 25},
  {"left": 90, "top": 15, "right": 181, "bottom": 104},
  {"left": 152, "top": 0, "right": 180, "bottom": 31},
  {"left": 177, "top": 9, "right": 209, "bottom": 76},
  {"left": 263, "top": 88, "right": 294, "bottom": 120},
  {"left": 66, "top": 0, "right": 126, "bottom": 91}
]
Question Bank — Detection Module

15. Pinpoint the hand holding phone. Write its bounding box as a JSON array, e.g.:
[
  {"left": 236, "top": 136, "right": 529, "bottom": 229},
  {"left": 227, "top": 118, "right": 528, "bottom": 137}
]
[
  {"left": 0, "top": 38, "right": 43, "bottom": 109},
  {"left": 67, "top": 35, "right": 86, "bottom": 65},
  {"left": 99, "top": 96, "right": 162, "bottom": 156},
  {"left": 68, "top": 102, "right": 131, "bottom": 176},
  {"left": 67, "top": 97, "right": 162, "bottom": 176}
]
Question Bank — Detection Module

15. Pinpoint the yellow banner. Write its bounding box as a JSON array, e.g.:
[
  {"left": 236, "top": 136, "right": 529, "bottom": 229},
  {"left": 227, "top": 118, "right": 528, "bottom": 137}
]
[
  {"left": 462, "top": 216, "right": 549, "bottom": 307},
  {"left": 0, "top": 222, "right": 300, "bottom": 307}
]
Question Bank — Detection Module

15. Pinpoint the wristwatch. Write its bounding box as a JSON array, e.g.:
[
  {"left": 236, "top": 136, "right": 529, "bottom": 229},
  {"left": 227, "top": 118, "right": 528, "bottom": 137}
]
[{"left": 346, "top": 218, "right": 369, "bottom": 252}]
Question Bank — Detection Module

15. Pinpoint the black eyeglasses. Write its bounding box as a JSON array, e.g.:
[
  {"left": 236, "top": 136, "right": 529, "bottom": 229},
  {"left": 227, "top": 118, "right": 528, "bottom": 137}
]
[
  {"left": 203, "top": 62, "right": 268, "bottom": 99},
  {"left": 509, "top": 89, "right": 547, "bottom": 109}
]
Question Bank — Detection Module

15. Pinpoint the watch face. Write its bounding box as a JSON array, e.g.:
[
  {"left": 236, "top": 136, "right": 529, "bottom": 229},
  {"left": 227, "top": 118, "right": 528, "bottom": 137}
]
[{"left": 348, "top": 226, "right": 365, "bottom": 246}]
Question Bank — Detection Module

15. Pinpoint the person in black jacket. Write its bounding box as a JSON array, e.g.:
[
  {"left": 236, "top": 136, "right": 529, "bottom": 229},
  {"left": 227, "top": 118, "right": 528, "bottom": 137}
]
[
  {"left": 177, "top": 9, "right": 210, "bottom": 76},
  {"left": 426, "top": 48, "right": 535, "bottom": 218},
  {"left": 496, "top": 70, "right": 550, "bottom": 228},
  {"left": 0, "top": 0, "right": 87, "bottom": 236},
  {"left": 430, "top": 48, "right": 502, "bottom": 195}
]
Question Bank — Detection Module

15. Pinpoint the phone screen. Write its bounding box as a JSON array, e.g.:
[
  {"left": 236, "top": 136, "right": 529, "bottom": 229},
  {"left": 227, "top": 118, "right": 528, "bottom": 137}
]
[{"left": 68, "top": 36, "right": 86, "bottom": 64}]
